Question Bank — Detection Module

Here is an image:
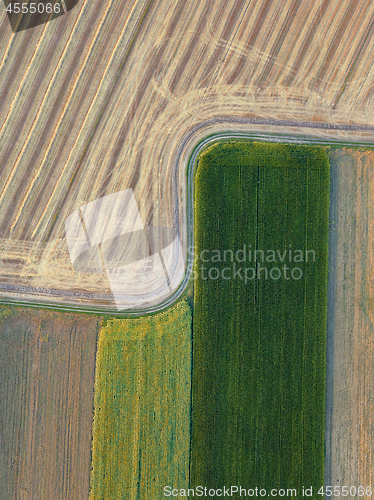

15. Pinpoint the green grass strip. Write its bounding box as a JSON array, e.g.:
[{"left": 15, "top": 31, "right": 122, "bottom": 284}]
[
  {"left": 190, "top": 141, "right": 329, "bottom": 499},
  {"left": 90, "top": 299, "right": 192, "bottom": 500}
]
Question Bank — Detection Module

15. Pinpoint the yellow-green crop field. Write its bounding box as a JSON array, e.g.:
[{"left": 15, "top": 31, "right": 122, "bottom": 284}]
[{"left": 89, "top": 299, "right": 192, "bottom": 500}]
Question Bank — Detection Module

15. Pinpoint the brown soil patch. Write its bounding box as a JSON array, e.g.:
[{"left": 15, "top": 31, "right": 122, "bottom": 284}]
[
  {"left": 327, "top": 149, "right": 374, "bottom": 492},
  {"left": 0, "top": 307, "right": 100, "bottom": 500}
]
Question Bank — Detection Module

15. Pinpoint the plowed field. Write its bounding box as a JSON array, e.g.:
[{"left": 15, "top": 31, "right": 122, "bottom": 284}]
[{"left": 0, "top": 307, "right": 100, "bottom": 500}]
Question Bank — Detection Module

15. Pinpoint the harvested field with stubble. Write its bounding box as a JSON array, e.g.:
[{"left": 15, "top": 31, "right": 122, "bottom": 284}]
[
  {"left": 2, "top": 0, "right": 374, "bottom": 305},
  {"left": 0, "top": 306, "right": 101, "bottom": 500},
  {"left": 191, "top": 142, "right": 329, "bottom": 496},
  {"left": 89, "top": 299, "right": 192, "bottom": 500}
]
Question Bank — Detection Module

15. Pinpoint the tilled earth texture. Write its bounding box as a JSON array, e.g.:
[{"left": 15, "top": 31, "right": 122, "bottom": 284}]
[{"left": 0, "top": 307, "right": 100, "bottom": 500}]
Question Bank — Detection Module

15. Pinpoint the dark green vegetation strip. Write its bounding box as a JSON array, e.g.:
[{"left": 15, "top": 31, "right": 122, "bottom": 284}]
[
  {"left": 191, "top": 142, "right": 329, "bottom": 498},
  {"left": 90, "top": 300, "right": 192, "bottom": 500}
]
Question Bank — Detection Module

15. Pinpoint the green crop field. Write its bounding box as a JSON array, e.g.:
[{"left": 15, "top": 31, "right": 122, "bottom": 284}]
[
  {"left": 89, "top": 300, "right": 192, "bottom": 500},
  {"left": 190, "top": 142, "right": 329, "bottom": 498}
]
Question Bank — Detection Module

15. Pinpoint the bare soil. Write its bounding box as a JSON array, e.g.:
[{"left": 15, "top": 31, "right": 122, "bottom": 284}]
[
  {"left": 326, "top": 149, "right": 374, "bottom": 494},
  {"left": 0, "top": 307, "right": 100, "bottom": 500}
]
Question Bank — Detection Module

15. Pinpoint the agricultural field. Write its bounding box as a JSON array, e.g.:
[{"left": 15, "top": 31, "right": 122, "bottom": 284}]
[
  {"left": 190, "top": 142, "right": 329, "bottom": 494},
  {"left": 0, "top": 306, "right": 100, "bottom": 500},
  {"left": 89, "top": 299, "right": 192, "bottom": 500},
  {"left": 1, "top": 0, "right": 374, "bottom": 497},
  {"left": 1, "top": 0, "right": 374, "bottom": 306},
  {"left": 326, "top": 148, "right": 374, "bottom": 491}
]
